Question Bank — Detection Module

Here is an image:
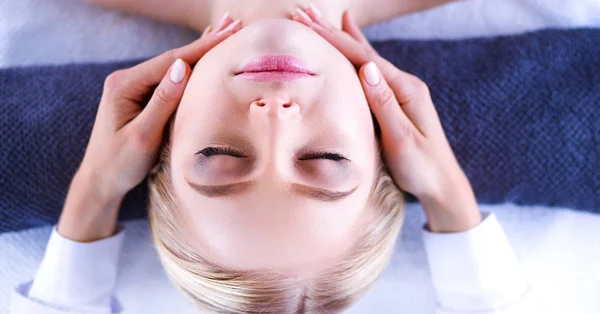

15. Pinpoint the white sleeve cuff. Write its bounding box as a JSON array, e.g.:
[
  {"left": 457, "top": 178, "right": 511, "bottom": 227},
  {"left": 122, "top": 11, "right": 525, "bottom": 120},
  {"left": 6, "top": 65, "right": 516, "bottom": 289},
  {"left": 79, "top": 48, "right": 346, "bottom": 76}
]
[
  {"left": 423, "top": 213, "right": 529, "bottom": 312},
  {"left": 26, "top": 226, "right": 125, "bottom": 312}
]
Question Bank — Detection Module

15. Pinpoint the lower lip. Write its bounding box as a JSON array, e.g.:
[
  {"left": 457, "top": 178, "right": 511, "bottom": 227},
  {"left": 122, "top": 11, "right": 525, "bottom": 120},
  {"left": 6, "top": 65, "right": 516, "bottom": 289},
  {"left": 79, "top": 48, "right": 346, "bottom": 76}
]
[{"left": 236, "top": 55, "right": 314, "bottom": 82}]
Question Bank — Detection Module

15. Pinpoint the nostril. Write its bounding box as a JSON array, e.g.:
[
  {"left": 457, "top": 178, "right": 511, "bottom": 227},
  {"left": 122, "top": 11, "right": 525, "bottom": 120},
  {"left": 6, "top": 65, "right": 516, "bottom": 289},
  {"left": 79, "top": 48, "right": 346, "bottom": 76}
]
[
  {"left": 253, "top": 100, "right": 266, "bottom": 107},
  {"left": 252, "top": 100, "right": 296, "bottom": 109}
]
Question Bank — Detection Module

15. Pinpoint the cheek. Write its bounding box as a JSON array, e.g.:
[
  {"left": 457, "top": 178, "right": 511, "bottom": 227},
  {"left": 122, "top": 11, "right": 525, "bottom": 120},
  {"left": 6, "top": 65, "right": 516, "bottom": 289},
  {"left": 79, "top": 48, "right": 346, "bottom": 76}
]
[
  {"left": 319, "top": 98, "right": 375, "bottom": 145},
  {"left": 174, "top": 79, "right": 238, "bottom": 136},
  {"left": 321, "top": 70, "right": 371, "bottom": 120}
]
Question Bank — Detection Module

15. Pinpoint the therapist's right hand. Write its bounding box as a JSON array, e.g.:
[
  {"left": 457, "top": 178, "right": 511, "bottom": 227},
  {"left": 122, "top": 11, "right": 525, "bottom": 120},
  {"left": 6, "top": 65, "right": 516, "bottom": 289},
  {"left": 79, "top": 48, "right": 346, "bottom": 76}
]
[
  {"left": 294, "top": 7, "right": 482, "bottom": 233},
  {"left": 58, "top": 15, "right": 243, "bottom": 242}
]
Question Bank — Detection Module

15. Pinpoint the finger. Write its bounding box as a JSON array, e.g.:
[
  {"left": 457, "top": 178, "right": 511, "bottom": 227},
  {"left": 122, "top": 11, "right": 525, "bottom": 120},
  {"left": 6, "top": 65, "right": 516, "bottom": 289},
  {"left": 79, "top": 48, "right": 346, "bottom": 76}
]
[
  {"left": 216, "top": 19, "right": 242, "bottom": 36},
  {"left": 298, "top": 7, "right": 374, "bottom": 68},
  {"left": 359, "top": 62, "right": 422, "bottom": 141},
  {"left": 365, "top": 61, "right": 440, "bottom": 137},
  {"left": 215, "top": 12, "right": 233, "bottom": 32},
  {"left": 291, "top": 13, "right": 309, "bottom": 26},
  {"left": 299, "top": 6, "right": 408, "bottom": 90},
  {"left": 308, "top": 22, "right": 372, "bottom": 66},
  {"left": 291, "top": 13, "right": 301, "bottom": 23},
  {"left": 134, "top": 58, "right": 189, "bottom": 141},
  {"left": 201, "top": 25, "right": 213, "bottom": 38},
  {"left": 121, "top": 21, "right": 242, "bottom": 91},
  {"left": 295, "top": 8, "right": 313, "bottom": 25},
  {"left": 386, "top": 71, "right": 441, "bottom": 137},
  {"left": 341, "top": 11, "right": 369, "bottom": 45},
  {"left": 304, "top": 5, "right": 335, "bottom": 32}
]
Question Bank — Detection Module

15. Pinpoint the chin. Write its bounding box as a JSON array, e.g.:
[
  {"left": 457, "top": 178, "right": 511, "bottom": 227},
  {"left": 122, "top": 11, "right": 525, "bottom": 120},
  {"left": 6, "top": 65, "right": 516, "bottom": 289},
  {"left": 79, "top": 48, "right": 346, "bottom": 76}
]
[
  {"left": 234, "top": 18, "right": 322, "bottom": 54},
  {"left": 248, "top": 18, "right": 310, "bottom": 32}
]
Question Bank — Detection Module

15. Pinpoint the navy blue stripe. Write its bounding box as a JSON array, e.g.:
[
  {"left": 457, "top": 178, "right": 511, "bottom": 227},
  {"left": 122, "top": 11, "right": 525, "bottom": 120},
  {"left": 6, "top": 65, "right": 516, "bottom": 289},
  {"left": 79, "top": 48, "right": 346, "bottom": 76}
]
[{"left": 1, "top": 28, "right": 599, "bottom": 233}]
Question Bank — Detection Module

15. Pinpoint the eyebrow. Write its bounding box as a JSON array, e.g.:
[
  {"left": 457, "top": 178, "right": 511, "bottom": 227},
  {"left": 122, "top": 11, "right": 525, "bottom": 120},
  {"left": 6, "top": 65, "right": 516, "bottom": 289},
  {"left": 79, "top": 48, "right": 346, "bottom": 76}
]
[
  {"left": 187, "top": 181, "right": 256, "bottom": 197},
  {"left": 186, "top": 181, "right": 358, "bottom": 202},
  {"left": 291, "top": 183, "right": 359, "bottom": 202}
]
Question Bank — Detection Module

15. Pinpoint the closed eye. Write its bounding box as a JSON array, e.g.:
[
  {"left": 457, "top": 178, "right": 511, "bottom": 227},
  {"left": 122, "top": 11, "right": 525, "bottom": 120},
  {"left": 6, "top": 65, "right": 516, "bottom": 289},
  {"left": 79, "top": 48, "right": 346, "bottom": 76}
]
[
  {"left": 196, "top": 147, "right": 349, "bottom": 161},
  {"left": 196, "top": 147, "right": 247, "bottom": 158},
  {"left": 299, "top": 152, "right": 350, "bottom": 162}
]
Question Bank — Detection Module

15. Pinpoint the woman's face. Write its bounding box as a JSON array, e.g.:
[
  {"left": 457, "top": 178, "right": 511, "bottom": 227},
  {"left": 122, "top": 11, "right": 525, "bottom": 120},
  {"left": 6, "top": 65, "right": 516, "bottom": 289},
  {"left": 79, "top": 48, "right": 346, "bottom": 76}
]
[{"left": 170, "top": 19, "right": 378, "bottom": 273}]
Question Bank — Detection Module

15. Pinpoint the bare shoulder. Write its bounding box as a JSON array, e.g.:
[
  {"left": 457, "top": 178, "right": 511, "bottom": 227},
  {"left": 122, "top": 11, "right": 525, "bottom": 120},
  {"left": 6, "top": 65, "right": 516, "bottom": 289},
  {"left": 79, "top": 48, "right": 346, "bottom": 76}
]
[{"left": 348, "top": 0, "right": 455, "bottom": 27}]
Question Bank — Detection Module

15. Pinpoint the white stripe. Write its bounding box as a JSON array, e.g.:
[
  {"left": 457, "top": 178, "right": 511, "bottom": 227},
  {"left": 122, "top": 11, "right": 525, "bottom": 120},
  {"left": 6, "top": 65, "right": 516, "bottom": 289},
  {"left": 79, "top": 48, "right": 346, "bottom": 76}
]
[
  {"left": 1, "top": 204, "right": 600, "bottom": 313},
  {"left": 2, "top": 0, "right": 600, "bottom": 67}
]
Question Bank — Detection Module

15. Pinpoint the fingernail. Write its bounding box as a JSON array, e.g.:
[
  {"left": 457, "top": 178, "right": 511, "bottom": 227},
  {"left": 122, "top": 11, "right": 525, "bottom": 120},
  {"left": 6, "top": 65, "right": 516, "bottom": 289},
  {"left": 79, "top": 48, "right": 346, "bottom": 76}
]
[
  {"left": 309, "top": 4, "right": 322, "bottom": 17},
  {"left": 170, "top": 58, "right": 186, "bottom": 83},
  {"left": 233, "top": 20, "right": 244, "bottom": 31},
  {"left": 296, "top": 8, "right": 313, "bottom": 24},
  {"left": 216, "top": 12, "right": 230, "bottom": 29},
  {"left": 218, "top": 19, "right": 241, "bottom": 35},
  {"left": 364, "top": 62, "right": 380, "bottom": 86}
]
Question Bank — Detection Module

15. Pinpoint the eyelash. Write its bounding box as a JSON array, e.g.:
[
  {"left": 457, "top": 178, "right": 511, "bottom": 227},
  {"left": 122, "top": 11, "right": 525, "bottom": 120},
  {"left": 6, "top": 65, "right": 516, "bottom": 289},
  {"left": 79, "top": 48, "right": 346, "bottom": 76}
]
[
  {"left": 298, "top": 152, "right": 350, "bottom": 162},
  {"left": 197, "top": 147, "right": 246, "bottom": 158},
  {"left": 197, "top": 147, "right": 349, "bottom": 161}
]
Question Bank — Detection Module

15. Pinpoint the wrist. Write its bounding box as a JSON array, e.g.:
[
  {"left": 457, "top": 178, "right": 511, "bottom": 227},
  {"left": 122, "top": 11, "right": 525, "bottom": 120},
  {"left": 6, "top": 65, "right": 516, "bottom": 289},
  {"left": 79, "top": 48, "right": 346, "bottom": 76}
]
[
  {"left": 417, "top": 171, "right": 482, "bottom": 233},
  {"left": 57, "top": 168, "right": 124, "bottom": 242},
  {"left": 73, "top": 165, "right": 115, "bottom": 202}
]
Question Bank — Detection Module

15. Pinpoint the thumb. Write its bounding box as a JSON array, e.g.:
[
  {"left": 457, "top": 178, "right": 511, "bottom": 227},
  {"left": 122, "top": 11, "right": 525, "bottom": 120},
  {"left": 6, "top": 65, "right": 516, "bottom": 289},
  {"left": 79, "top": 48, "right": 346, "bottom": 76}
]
[
  {"left": 359, "top": 62, "right": 419, "bottom": 142},
  {"left": 135, "top": 58, "right": 189, "bottom": 141}
]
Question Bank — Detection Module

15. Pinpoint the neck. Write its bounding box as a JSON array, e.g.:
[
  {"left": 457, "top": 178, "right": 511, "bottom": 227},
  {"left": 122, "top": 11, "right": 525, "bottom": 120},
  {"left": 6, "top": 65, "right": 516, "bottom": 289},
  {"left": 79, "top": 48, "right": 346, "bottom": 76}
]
[{"left": 205, "top": 0, "right": 356, "bottom": 30}]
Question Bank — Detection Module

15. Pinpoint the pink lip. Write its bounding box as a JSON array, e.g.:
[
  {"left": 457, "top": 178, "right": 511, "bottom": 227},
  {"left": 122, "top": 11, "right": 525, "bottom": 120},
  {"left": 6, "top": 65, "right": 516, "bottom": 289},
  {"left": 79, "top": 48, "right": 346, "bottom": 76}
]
[{"left": 236, "top": 55, "right": 314, "bottom": 82}]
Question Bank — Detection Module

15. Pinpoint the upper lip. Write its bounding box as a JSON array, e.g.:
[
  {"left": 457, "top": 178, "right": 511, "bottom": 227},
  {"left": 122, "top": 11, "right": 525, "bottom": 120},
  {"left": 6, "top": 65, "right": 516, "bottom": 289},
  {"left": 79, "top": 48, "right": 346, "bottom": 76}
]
[{"left": 236, "top": 55, "right": 315, "bottom": 75}]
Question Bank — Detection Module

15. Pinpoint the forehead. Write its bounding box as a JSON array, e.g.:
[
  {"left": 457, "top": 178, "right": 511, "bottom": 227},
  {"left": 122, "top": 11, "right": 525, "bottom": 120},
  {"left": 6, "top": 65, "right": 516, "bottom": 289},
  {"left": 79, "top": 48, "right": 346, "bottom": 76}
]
[{"left": 171, "top": 173, "right": 377, "bottom": 273}]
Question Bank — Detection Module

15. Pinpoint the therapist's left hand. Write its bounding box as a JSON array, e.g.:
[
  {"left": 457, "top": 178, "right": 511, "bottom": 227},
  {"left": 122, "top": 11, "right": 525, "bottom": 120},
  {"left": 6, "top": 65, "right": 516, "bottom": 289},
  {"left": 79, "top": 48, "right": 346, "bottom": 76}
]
[{"left": 58, "top": 17, "right": 243, "bottom": 242}]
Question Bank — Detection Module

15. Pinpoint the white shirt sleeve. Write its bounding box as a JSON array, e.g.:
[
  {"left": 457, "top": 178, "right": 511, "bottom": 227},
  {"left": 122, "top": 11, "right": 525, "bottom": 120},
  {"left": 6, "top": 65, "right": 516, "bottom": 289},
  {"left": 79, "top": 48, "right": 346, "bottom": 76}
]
[
  {"left": 11, "top": 226, "right": 125, "bottom": 314},
  {"left": 423, "top": 213, "right": 539, "bottom": 314}
]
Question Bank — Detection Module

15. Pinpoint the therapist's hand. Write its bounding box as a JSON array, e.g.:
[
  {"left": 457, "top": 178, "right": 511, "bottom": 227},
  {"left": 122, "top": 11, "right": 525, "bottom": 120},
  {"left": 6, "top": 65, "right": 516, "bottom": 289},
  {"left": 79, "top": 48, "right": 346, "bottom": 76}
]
[
  {"left": 58, "top": 17, "right": 243, "bottom": 242},
  {"left": 294, "top": 7, "right": 482, "bottom": 233}
]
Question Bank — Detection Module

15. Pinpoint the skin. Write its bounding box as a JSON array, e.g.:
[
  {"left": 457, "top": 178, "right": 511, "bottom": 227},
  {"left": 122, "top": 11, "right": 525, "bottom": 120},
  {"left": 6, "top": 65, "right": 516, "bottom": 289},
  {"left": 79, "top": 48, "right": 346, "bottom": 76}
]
[
  {"left": 58, "top": 19, "right": 243, "bottom": 241},
  {"left": 59, "top": 0, "right": 480, "bottom": 279},
  {"left": 294, "top": 8, "right": 482, "bottom": 232},
  {"left": 82, "top": 0, "right": 455, "bottom": 32},
  {"left": 170, "top": 19, "right": 379, "bottom": 272}
]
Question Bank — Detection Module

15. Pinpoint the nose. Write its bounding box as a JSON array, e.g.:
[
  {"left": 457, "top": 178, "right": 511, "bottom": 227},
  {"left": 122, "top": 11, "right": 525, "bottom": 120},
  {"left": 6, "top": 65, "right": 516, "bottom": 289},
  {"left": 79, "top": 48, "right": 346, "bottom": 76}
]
[
  {"left": 250, "top": 97, "right": 300, "bottom": 119},
  {"left": 248, "top": 97, "right": 300, "bottom": 178}
]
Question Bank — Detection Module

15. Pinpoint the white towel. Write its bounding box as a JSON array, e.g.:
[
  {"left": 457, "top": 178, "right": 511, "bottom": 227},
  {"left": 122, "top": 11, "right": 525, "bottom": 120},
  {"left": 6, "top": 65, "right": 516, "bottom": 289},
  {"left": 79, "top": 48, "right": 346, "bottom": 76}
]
[
  {"left": 1, "top": 0, "right": 600, "bottom": 313},
  {"left": 2, "top": 0, "right": 600, "bottom": 67}
]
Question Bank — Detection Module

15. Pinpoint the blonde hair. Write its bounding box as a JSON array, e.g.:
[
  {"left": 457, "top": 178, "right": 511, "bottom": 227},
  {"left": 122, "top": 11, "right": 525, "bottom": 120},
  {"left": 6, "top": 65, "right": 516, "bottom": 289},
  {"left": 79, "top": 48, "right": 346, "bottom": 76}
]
[{"left": 148, "top": 126, "right": 405, "bottom": 313}]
